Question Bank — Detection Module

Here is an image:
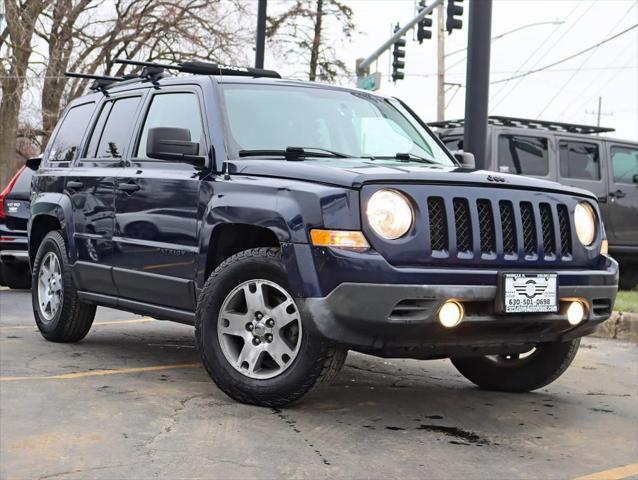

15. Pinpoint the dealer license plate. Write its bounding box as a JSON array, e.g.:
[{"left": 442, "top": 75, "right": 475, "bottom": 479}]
[{"left": 503, "top": 273, "right": 558, "bottom": 313}]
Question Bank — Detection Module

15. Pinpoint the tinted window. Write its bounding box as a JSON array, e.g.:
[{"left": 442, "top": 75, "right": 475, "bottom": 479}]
[
  {"left": 8, "top": 167, "right": 35, "bottom": 199},
  {"left": 497, "top": 135, "right": 548, "bottom": 176},
  {"left": 559, "top": 140, "right": 600, "bottom": 180},
  {"left": 441, "top": 135, "right": 463, "bottom": 152},
  {"left": 88, "top": 96, "right": 141, "bottom": 159},
  {"left": 611, "top": 146, "right": 638, "bottom": 184},
  {"left": 136, "top": 93, "right": 205, "bottom": 159},
  {"left": 48, "top": 102, "right": 94, "bottom": 162}
]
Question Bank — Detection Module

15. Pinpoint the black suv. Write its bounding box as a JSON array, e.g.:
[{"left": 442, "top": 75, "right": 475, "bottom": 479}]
[
  {"left": 1, "top": 164, "right": 34, "bottom": 289},
  {"left": 29, "top": 60, "right": 618, "bottom": 407}
]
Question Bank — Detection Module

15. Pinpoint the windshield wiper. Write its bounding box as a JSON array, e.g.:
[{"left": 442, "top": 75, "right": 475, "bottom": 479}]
[
  {"left": 238, "top": 146, "right": 353, "bottom": 160},
  {"left": 369, "top": 153, "right": 437, "bottom": 164}
]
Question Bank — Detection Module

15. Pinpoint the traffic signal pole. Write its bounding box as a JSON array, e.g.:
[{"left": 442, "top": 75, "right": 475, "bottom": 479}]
[
  {"left": 437, "top": 4, "right": 445, "bottom": 121},
  {"left": 463, "top": 0, "right": 492, "bottom": 170},
  {"left": 356, "top": 0, "right": 442, "bottom": 79},
  {"left": 255, "top": 0, "right": 267, "bottom": 69}
]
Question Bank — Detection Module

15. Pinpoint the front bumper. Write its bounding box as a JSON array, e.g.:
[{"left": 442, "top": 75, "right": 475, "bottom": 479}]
[{"left": 292, "top": 246, "right": 618, "bottom": 359}]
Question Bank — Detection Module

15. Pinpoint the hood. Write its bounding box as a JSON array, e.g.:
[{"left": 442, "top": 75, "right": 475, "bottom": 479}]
[{"left": 226, "top": 158, "right": 597, "bottom": 199}]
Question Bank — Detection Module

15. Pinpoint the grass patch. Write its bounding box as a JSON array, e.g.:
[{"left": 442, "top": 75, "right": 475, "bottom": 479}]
[{"left": 614, "top": 289, "right": 638, "bottom": 313}]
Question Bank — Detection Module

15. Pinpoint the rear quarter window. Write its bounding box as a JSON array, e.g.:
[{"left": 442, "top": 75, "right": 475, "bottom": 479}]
[{"left": 47, "top": 102, "right": 95, "bottom": 164}]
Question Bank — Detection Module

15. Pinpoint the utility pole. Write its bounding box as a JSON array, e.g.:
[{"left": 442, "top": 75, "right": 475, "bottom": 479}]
[
  {"left": 596, "top": 96, "right": 602, "bottom": 128},
  {"left": 255, "top": 0, "right": 267, "bottom": 69},
  {"left": 437, "top": 4, "right": 445, "bottom": 121},
  {"left": 463, "top": 0, "right": 492, "bottom": 170}
]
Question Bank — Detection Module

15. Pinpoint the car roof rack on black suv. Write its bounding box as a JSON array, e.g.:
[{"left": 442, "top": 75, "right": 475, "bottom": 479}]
[
  {"left": 64, "top": 72, "right": 126, "bottom": 93},
  {"left": 64, "top": 59, "right": 282, "bottom": 96},
  {"left": 429, "top": 116, "right": 615, "bottom": 135}
]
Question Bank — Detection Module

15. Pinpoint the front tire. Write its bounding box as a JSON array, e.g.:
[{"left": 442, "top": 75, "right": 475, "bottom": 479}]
[
  {"left": 195, "top": 248, "right": 345, "bottom": 407},
  {"left": 32, "top": 231, "right": 96, "bottom": 342},
  {"left": 451, "top": 339, "right": 580, "bottom": 392}
]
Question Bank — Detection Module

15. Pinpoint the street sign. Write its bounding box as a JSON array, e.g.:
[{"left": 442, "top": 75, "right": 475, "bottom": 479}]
[{"left": 357, "top": 72, "right": 382, "bottom": 91}]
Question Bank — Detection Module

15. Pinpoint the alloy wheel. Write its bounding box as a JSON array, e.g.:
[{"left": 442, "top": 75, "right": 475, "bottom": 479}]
[
  {"left": 217, "top": 279, "right": 302, "bottom": 380},
  {"left": 37, "top": 251, "right": 63, "bottom": 322}
]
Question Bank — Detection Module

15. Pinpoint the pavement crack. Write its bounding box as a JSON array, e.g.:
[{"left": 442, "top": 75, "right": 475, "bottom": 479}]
[
  {"left": 143, "top": 394, "right": 205, "bottom": 449},
  {"left": 38, "top": 462, "right": 139, "bottom": 480},
  {"left": 271, "top": 408, "right": 332, "bottom": 466}
]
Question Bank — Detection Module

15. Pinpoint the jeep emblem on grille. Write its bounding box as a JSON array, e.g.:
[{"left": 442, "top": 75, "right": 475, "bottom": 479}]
[{"left": 487, "top": 175, "right": 506, "bottom": 183}]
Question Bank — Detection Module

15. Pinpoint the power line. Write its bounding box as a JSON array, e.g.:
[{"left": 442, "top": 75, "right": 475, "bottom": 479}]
[
  {"left": 489, "top": 0, "right": 591, "bottom": 110},
  {"left": 488, "top": 24, "right": 638, "bottom": 86},
  {"left": 536, "top": 1, "right": 638, "bottom": 118}
]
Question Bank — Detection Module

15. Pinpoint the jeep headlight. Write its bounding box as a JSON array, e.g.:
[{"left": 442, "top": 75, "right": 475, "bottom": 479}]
[
  {"left": 574, "top": 202, "right": 596, "bottom": 246},
  {"left": 366, "top": 189, "right": 413, "bottom": 240}
]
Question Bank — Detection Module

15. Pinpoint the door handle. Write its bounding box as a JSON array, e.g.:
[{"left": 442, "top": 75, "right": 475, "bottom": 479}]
[
  {"left": 613, "top": 189, "right": 626, "bottom": 198},
  {"left": 66, "top": 180, "right": 84, "bottom": 190},
  {"left": 117, "top": 181, "right": 140, "bottom": 193}
]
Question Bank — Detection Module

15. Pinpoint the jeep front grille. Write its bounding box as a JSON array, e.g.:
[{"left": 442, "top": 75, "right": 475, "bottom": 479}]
[
  {"left": 499, "top": 201, "right": 517, "bottom": 255},
  {"left": 424, "top": 194, "right": 573, "bottom": 261},
  {"left": 427, "top": 197, "right": 448, "bottom": 251},
  {"left": 453, "top": 198, "right": 472, "bottom": 253}
]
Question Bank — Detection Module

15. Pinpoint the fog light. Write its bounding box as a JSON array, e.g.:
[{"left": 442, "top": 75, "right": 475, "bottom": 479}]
[
  {"left": 567, "top": 301, "right": 585, "bottom": 325},
  {"left": 438, "top": 301, "right": 464, "bottom": 328}
]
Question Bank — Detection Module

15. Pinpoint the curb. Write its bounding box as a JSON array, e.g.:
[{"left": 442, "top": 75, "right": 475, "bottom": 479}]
[{"left": 591, "top": 311, "right": 638, "bottom": 343}]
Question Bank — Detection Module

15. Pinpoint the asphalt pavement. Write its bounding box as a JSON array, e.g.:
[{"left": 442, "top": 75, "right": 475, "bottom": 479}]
[{"left": 1, "top": 287, "right": 637, "bottom": 480}]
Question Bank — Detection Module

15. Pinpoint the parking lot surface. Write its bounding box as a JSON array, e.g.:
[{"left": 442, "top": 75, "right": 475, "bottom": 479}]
[{"left": 1, "top": 287, "right": 637, "bottom": 480}]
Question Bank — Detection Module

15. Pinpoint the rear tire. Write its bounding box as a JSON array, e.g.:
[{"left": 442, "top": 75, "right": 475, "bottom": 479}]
[
  {"left": 1, "top": 263, "right": 30, "bottom": 289},
  {"left": 32, "top": 231, "right": 96, "bottom": 342},
  {"left": 196, "top": 247, "right": 345, "bottom": 407},
  {"left": 451, "top": 339, "right": 580, "bottom": 392}
]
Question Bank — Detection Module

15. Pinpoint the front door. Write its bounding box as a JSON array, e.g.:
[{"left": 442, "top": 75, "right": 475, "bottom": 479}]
[
  {"left": 111, "top": 89, "right": 207, "bottom": 311},
  {"left": 606, "top": 143, "right": 638, "bottom": 245}
]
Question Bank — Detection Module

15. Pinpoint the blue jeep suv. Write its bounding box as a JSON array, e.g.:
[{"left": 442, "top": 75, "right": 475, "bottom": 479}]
[{"left": 28, "top": 60, "right": 618, "bottom": 406}]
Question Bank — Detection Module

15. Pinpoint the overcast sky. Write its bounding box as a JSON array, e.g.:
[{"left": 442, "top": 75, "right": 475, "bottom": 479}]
[{"left": 269, "top": 0, "right": 638, "bottom": 141}]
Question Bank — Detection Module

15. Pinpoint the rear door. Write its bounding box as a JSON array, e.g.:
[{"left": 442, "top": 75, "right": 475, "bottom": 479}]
[
  {"left": 606, "top": 143, "right": 638, "bottom": 245},
  {"left": 111, "top": 87, "right": 207, "bottom": 311},
  {"left": 69, "top": 94, "right": 144, "bottom": 295}
]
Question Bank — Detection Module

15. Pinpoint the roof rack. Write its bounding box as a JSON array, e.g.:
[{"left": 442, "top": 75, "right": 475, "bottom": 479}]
[
  {"left": 64, "top": 72, "right": 125, "bottom": 93},
  {"left": 428, "top": 116, "right": 615, "bottom": 135},
  {"left": 114, "top": 58, "right": 281, "bottom": 79}
]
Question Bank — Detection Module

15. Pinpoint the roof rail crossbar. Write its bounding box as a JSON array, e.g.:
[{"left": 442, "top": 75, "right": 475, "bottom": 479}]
[
  {"left": 428, "top": 116, "right": 615, "bottom": 135},
  {"left": 65, "top": 72, "right": 125, "bottom": 93},
  {"left": 114, "top": 58, "right": 281, "bottom": 79}
]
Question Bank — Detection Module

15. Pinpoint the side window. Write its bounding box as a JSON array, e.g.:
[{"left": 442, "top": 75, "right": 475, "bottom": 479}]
[
  {"left": 559, "top": 140, "right": 601, "bottom": 180},
  {"left": 47, "top": 102, "right": 95, "bottom": 163},
  {"left": 611, "top": 146, "right": 638, "bottom": 184},
  {"left": 441, "top": 135, "right": 463, "bottom": 152},
  {"left": 86, "top": 96, "right": 141, "bottom": 159},
  {"left": 497, "top": 135, "right": 549, "bottom": 176},
  {"left": 136, "top": 93, "right": 205, "bottom": 159}
]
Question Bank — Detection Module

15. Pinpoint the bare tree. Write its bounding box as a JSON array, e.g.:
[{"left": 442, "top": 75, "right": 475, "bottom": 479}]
[
  {"left": 36, "top": 0, "right": 249, "bottom": 146},
  {"left": 0, "top": 0, "right": 51, "bottom": 187},
  {"left": 266, "top": 0, "right": 354, "bottom": 82},
  {"left": 0, "top": 0, "right": 249, "bottom": 186}
]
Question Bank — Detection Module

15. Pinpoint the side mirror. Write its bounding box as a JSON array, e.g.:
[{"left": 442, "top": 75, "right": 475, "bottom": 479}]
[
  {"left": 26, "top": 156, "right": 42, "bottom": 171},
  {"left": 147, "top": 127, "right": 205, "bottom": 168},
  {"left": 453, "top": 150, "right": 475, "bottom": 168},
  {"left": 633, "top": 173, "right": 638, "bottom": 184}
]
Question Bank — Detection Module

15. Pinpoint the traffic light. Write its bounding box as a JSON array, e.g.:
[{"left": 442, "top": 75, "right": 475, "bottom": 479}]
[
  {"left": 417, "top": 0, "right": 433, "bottom": 43},
  {"left": 446, "top": 0, "right": 463, "bottom": 34},
  {"left": 391, "top": 24, "right": 406, "bottom": 82}
]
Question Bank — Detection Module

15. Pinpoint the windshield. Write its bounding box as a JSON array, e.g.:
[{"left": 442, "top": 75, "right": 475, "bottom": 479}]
[{"left": 220, "top": 83, "right": 455, "bottom": 166}]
